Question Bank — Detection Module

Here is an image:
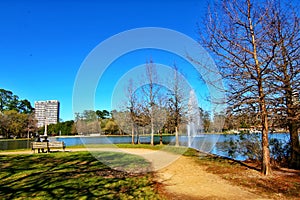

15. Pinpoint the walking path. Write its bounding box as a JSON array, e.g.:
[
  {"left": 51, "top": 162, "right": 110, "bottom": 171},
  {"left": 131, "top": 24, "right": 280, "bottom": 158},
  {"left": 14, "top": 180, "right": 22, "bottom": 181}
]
[
  {"left": 117, "top": 148, "right": 268, "bottom": 199},
  {"left": 0, "top": 148, "right": 268, "bottom": 199}
]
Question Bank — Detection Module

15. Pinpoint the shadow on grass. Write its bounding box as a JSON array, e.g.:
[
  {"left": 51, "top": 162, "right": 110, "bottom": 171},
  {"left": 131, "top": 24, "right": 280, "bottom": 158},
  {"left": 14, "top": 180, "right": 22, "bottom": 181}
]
[{"left": 0, "top": 152, "right": 162, "bottom": 199}]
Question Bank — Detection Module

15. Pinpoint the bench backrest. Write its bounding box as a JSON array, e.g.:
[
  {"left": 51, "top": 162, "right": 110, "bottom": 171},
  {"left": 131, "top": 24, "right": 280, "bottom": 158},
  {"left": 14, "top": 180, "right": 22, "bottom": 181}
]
[
  {"left": 32, "top": 142, "right": 48, "bottom": 148},
  {"left": 48, "top": 141, "right": 65, "bottom": 148}
]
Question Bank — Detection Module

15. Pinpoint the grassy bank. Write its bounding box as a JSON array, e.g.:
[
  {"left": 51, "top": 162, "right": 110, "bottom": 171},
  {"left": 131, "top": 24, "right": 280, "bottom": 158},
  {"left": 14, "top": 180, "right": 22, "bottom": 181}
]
[{"left": 0, "top": 151, "right": 163, "bottom": 199}]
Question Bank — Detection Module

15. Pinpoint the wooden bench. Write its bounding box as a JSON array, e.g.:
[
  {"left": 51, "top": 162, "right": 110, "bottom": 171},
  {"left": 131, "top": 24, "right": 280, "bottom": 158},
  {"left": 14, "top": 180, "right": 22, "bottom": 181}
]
[
  {"left": 31, "top": 142, "right": 48, "bottom": 153},
  {"left": 31, "top": 141, "right": 66, "bottom": 153},
  {"left": 48, "top": 141, "right": 66, "bottom": 152}
]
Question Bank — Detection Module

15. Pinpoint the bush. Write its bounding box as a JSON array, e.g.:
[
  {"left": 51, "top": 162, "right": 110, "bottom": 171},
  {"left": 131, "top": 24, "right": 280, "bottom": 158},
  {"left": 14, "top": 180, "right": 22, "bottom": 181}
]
[
  {"left": 217, "top": 133, "right": 291, "bottom": 166},
  {"left": 269, "top": 138, "right": 291, "bottom": 166}
]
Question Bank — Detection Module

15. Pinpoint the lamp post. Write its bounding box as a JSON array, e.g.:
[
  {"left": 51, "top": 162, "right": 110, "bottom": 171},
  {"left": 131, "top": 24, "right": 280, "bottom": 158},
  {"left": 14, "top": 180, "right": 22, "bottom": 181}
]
[{"left": 44, "top": 108, "right": 48, "bottom": 136}]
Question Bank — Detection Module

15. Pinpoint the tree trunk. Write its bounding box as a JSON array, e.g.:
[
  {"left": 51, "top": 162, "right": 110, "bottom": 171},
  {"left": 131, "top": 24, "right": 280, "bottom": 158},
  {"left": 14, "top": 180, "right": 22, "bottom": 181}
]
[
  {"left": 150, "top": 118, "right": 154, "bottom": 146},
  {"left": 258, "top": 80, "right": 272, "bottom": 175},
  {"left": 289, "top": 122, "right": 300, "bottom": 169},
  {"left": 259, "top": 81, "right": 272, "bottom": 175},
  {"left": 159, "top": 130, "right": 163, "bottom": 145},
  {"left": 136, "top": 127, "right": 140, "bottom": 144},
  {"left": 175, "top": 126, "right": 179, "bottom": 146},
  {"left": 287, "top": 96, "right": 300, "bottom": 169},
  {"left": 131, "top": 123, "right": 134, "bottom": 145},
  {"left": 261, "top": 113, "right": 271, "bottom": 175}
]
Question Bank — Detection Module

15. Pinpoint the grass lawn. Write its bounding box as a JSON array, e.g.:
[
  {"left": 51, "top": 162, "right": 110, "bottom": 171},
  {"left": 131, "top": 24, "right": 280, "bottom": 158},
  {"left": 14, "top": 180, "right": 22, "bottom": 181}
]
[{"left": 0, "top": 151, "right": 163, "bottom": 200}]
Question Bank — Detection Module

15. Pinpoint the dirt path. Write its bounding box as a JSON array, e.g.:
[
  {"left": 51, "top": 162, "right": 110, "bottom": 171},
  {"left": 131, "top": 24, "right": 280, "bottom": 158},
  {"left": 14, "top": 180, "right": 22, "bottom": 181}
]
[
  {"left": 0, "top": 148, "right": 268, "bottom": 199},
  {"left": 155, "top": 156, "right": 268, "bottom": 200},
  {"left": 117, "top": 149, "right": 267, "bottom": 199}
]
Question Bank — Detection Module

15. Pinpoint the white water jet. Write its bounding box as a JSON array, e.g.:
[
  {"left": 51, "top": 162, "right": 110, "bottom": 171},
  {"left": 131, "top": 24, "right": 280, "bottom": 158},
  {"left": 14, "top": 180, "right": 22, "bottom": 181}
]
[{"left": 187, "top": 90, "right": 202, "bottom": 148}]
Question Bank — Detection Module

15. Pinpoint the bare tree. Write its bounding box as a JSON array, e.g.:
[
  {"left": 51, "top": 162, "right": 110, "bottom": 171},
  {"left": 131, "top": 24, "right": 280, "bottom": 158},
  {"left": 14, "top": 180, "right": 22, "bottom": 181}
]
[
  {"left": 167, "top": 64, "right": 189, "bottom": 146},
  {"left": 141, "top": 59, "right": 161, "bottom": 145},
  {"left": 127, "top": 79, "right": 138, "bottom": 144},
  {"left": 267, "top": 1, "right": 300, "bottom": 169},
  {"left": 112, "top": 79, "right": 139, "bottom": 143},
  {"left": 199, "top": 0, "right": 275, "bottom": 175},
  {"left": 74, "top": 110, "right": 100, "bottom": 135}
]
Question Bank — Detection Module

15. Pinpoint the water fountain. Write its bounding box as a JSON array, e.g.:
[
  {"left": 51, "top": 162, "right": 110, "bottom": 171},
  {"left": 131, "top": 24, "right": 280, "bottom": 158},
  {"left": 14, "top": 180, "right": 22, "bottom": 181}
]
[{"left": 187, "top": 90, "right": 202, "bottom": 148}]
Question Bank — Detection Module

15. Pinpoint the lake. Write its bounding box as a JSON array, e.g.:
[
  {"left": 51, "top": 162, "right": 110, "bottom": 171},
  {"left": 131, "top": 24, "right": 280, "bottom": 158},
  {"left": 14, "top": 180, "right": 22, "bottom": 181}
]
[
  {"left": 52, "top": 133, "right": 295, "bottom": 160},
  {"left": 1, "top": 133, "right": 297, "bottom": 161}
]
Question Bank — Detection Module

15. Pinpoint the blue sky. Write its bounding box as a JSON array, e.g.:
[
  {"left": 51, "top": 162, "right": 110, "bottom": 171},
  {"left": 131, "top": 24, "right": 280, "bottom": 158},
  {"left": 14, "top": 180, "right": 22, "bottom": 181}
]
[{"left": 0, "top": 0, "right": 211, "bottom": 121}]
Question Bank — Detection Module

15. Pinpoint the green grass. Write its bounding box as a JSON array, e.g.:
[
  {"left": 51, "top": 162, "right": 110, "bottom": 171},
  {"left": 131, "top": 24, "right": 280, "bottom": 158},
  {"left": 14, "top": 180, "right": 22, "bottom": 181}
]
[{"left": 0, "top": 151, "right": 163, "bottom": 199}]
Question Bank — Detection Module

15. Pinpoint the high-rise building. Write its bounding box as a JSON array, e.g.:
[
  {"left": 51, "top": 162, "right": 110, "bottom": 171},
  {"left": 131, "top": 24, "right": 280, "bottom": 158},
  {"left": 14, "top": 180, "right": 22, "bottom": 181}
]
[{"left": 35, "top": 100, "right": 60, "bottom": 127}]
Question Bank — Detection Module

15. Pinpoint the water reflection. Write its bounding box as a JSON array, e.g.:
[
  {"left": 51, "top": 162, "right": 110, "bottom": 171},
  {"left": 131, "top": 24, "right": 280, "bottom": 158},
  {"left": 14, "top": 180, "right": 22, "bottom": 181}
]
[
  {"left": 1, "top": 133, "right": 296, "bottom": 162},
  {"left": 53, "top": 133, "right": 294, "bottom": 161}
]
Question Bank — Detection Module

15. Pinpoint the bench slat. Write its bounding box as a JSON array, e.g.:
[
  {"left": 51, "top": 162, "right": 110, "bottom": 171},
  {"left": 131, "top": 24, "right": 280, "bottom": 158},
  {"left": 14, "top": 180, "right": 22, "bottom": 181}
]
[
  {"left": 32, "top": 142, "right": 48, "bottom": 148},
  {"left": 48, "top": 142, "right": 65, "bottom": 148}
]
